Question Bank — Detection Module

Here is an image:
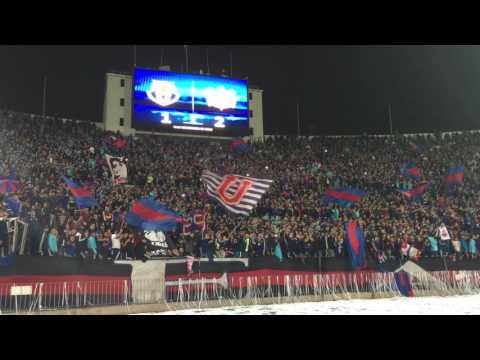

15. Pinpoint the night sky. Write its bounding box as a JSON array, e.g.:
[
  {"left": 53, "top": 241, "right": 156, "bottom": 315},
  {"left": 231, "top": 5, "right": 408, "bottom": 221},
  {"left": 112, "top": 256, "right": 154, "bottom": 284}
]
[{"left": 1, "top": 45, "right": 480, "bottom": 136}]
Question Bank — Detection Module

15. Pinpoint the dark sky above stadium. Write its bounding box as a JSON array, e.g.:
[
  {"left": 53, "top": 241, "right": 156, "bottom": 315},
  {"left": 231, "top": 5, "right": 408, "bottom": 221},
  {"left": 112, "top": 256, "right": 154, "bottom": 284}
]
[{"left": 1, "top": 45, "right": 480, "bottom": 136}]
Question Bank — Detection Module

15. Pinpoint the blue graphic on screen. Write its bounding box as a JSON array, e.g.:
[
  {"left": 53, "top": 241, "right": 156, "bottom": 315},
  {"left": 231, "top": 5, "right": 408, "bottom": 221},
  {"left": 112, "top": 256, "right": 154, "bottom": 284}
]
[{"left": 133, "top": 68, "right": 249, "bottom": 134}]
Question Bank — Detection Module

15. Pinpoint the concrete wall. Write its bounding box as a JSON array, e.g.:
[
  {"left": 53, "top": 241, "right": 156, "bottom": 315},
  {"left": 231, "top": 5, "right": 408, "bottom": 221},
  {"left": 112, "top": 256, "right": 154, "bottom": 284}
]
[
  {"left": 103, "top": 73, "right": 135, "bottom": 135},
  {"left": 249, "top": 88, "right": 264, "bottom": 140}
]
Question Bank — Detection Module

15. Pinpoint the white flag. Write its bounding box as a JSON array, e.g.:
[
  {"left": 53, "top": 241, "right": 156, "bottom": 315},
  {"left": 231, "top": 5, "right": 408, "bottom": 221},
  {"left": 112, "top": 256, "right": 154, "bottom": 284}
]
[{"left": 105, "top": 154, "right": 128, "bottom": 186}]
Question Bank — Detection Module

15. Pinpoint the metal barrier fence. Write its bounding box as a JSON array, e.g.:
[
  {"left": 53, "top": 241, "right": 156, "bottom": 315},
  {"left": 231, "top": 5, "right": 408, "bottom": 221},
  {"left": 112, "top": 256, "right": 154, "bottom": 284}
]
[{"left": 2, "top": 270, "right": 480, "bottom": 314}]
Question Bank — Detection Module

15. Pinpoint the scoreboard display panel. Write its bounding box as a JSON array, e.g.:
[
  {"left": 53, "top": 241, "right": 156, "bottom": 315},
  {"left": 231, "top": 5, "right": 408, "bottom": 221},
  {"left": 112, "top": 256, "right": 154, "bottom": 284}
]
[{"left": 132, "top": 68, "right": 249, "bottom": 137}]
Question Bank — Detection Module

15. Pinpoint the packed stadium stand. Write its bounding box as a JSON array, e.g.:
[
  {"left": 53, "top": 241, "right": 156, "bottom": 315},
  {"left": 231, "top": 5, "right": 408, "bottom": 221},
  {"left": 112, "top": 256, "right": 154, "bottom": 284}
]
[{"left": 1, "top": 108, "right": 480, "bottom": 266}]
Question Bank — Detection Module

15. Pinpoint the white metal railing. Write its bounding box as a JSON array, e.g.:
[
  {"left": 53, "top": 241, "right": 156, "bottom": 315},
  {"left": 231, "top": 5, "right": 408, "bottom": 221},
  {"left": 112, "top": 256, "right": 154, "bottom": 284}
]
[{"left": 2, "top": 270, "right": 480, "bottom": 314}]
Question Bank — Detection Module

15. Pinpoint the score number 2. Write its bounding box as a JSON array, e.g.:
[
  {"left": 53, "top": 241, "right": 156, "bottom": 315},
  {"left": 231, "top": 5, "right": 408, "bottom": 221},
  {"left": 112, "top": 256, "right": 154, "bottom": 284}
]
[{"left": 214, "top": 116, "right": 225, "bottom": 128}]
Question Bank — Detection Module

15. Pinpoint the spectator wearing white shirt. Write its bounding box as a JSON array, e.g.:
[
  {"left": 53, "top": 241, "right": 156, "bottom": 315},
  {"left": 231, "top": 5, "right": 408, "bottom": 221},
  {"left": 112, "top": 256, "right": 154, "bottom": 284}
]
[{"left": 111, "top": 230, "right": 121, "bottom": 261}]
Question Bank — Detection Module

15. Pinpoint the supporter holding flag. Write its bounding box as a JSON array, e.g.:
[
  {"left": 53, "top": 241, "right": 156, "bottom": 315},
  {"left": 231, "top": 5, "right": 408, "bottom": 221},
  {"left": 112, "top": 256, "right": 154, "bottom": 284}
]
[
  {"left": 401, "top": 162, "right": 422, "bottom": 180},
  {"left": 344, "top": 221, "right": 366, "bottom": 270},
  {"left": 126, "top": 198, "right": 182, "bottom": 232},
  {"left": 62, "top": 176, "right": 98, "bottom": 209},
  {"left": 444, "top": 166, "right": 465, "bottom": 184},
  {"left": 323, "top": 188, "right": 366, "bottom": 208}
]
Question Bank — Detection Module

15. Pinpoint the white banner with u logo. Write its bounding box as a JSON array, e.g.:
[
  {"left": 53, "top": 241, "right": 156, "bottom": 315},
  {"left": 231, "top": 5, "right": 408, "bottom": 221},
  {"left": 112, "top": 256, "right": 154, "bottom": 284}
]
[{"left": 200, "top": 170, "right": 273, "bottom": 216}]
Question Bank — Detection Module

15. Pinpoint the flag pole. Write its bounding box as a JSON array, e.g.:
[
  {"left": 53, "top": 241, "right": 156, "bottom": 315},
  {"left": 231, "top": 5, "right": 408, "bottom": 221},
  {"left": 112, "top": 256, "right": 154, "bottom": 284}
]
[
  {"left": 133, "top": 45, "right": 137, "bottom": 68},
  {"left": 296, "top": 97, "right": 301, "bottom": 137},
  {"left": 42, "top": 76, "right": 47, "bottom": 118},
  {"left": 206, "top": 47, "right": 210, "bottom": 74},
  {"left": 388, "top": 103, "right": 393, "bottom": 135},
  {"left": 184, "top": 45, "right": 189, "bottom": 73}
]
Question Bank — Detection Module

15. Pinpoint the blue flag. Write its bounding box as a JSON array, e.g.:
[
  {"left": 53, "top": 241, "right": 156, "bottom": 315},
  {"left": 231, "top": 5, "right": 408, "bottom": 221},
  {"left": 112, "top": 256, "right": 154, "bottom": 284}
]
[
  {"left": 62, "top": 176, "right": 98, "bottom": 209},
  {"left": 394, "top": 271, "right": 414, "bottom": 297},
  {"left": 4, "top": 196, "right": 21, "bottom": 216},
  {"left": 344, "top": 221, "right": 367, "bottom": 270},
  {"left": 126, "top": 198, "right": 182, "bottom": 232},
  {"left": 323, "top": 187, "right": 366, "bottom": 208}
]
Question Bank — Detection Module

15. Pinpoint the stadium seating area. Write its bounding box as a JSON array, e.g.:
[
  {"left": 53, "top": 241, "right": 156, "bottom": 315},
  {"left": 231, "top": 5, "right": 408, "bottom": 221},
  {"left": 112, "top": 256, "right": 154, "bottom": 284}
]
[{"left": 2, "top": 109, "right": 480, "bottom": 263}]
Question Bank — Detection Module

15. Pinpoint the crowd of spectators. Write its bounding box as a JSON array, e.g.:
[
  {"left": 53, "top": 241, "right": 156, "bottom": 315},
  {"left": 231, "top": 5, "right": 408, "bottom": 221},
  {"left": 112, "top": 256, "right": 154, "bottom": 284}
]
[{"left": 2, "top": 109, "right": 480, "bottom": 264}]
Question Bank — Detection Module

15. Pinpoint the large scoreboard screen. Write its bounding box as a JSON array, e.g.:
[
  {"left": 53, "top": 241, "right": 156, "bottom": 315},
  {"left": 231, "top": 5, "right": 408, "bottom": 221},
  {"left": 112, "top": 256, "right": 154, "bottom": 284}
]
[{"left": 132, "top": 68, "right": 249, "bottom": 137}]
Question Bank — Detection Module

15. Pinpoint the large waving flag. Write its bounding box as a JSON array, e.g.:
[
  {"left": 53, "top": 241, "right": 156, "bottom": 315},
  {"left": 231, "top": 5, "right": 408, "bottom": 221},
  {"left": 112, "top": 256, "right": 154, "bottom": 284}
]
[
  {"left": 230, "top": 138, "right": 248, "bottom": 153},
  {"left": 323, "top": 188, "right": 366, "bottom": 208},
  {"left": 394, "top": 271, "right": 414, "bottom": 297},
  {"left": 344, "top": 221, "right": 367, "bottom": 270},
  {"left": 399, "top": 182, "right": 430, "bottom": 200},
  {"left": 201, "top": 170, "right": 273, "bottom": 216},
  {"left": 126, "top": 198, "right": 182, "bottom": 232},
  {"left": 62, "top": 176, "right": 98, "bottom": 209},
  {"left": 444, "top": 166, "right": 465, "bottom": 184},
  {"left": 401, "top": 162, "right": 422, "bottom": 180}
]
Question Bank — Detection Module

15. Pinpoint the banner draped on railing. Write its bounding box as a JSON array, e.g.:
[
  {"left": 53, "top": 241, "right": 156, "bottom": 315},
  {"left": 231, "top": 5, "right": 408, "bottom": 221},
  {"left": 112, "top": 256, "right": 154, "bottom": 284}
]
[{"left": 1, "top": 270, "right": 480, "bottom": 314}]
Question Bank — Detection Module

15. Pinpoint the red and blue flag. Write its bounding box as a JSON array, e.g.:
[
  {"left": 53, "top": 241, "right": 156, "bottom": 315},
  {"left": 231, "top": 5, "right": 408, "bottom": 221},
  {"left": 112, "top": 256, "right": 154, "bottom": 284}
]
[
  {"left": 230, "top": 138, "right": 249, "bottom": 153},
  {"left": 344, "top": 221, "right": 367, "bottom": 270},
  {"left": 62, "top": 176, "right": 98, "bottom": 209},
  {"left": 323, "top": 188, "right": 366, "bottom": 208},
  {"left": 126, "top": 198, "right": 182, "bottom": 232},
  {"left": 444, "top": 166, "right": 465, "bottom": 184},
  {"left": 399, "top": 182, "right": 430, "bottom": 200},
  {"left": 394, "top": 271, "right": 414, "bottom": 297},
  {"left": 0, "top": 179, "right": 19, "bottom": 194},
  {"left": 401, "top": 162, "right": 422, "bottom": 180}
]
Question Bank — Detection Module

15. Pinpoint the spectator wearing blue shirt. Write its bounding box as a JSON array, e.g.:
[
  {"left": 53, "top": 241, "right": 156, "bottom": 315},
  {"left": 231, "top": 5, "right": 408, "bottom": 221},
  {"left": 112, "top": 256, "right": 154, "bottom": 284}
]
[
  {"left": 87, "top": 231, "right": 97, "bottom": 260},
  {"left": 47, "top": 228, "right": 59, "bottom": 256}
]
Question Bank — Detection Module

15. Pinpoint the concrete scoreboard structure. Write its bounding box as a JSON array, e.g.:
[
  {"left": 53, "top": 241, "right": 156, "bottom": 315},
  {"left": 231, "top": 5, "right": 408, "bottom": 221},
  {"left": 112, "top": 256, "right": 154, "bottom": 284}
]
[{"left": 102, "top": 70, "right": 264, "bottom": 140}]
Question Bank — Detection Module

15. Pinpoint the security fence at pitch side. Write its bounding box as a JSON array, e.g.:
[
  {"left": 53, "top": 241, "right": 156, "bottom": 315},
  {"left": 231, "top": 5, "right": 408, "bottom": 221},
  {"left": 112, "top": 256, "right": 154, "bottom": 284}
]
[{"left": 1, "top": 271, "right": 480, "bottom": 314}]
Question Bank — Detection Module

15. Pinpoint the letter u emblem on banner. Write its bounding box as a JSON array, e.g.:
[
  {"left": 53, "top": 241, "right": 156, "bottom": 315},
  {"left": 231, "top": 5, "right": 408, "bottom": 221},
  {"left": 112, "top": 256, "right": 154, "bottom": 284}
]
[{"left": 216, "top": 175, "right": 253, "bottom": 206}]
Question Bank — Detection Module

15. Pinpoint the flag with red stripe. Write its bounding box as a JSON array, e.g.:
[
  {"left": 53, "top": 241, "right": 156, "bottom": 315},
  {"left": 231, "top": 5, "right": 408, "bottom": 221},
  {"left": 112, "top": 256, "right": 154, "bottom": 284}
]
[
  {"left": 126, "top": 198, "right": 183, "bottom": 231},
  {"left": 323, "top": 188, "right": 366, "bottom": 208},
  {"left": 344, "top": 221, "right": 367, "bottom": 270},
  {"left": 399, "top": 182, "right": 430, "bottom": 200},
  {"left": 62, "top": 176, "right": 98, "bottom": 209},
  {"left": 0, "top": 179, "right": 19, "bottom": 194},
  {"left": 444, "top": 166, "right": 465, "bottom": 184},
  {"left": 401, "top": 162, "right": 422, "bottom": 180}
]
